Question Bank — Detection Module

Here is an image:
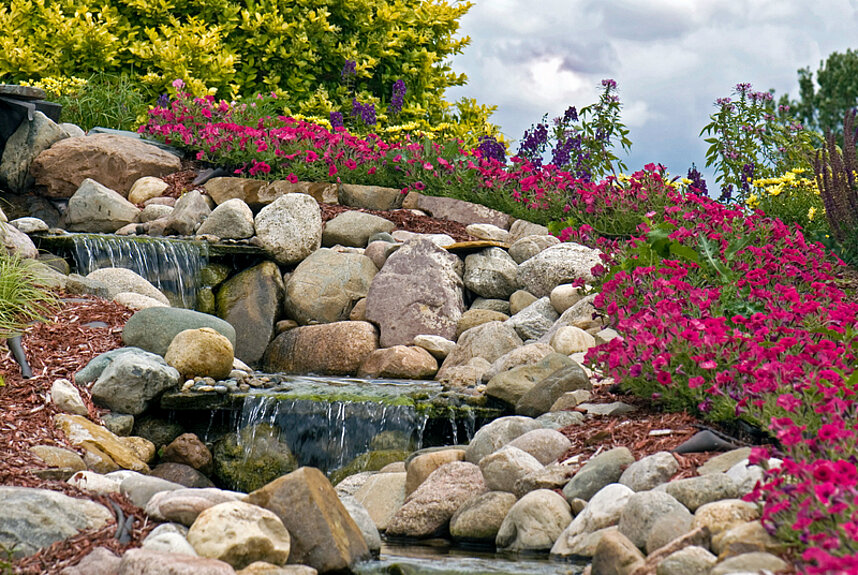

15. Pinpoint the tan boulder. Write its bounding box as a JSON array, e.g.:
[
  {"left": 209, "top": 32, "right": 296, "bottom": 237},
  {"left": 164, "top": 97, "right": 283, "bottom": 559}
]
[
  {"left": 405, "top": 448, "right": 466, "bottom": 495},
  {"left": 55, "top": 414, "right": 149, "bottom": 472},
  {"left": 263, "top": 321, "right": 378, "bottom": 376},
  {"left": 165, "top": 327, "right": 235, "bottom": 380},
  {"left": 128, "top": 176, "right": 169, "bottom": 204},
  {"left": 188, "top": 501, "right": 291, "bottom": 569},
  {"left": 357, "top": 346, "right": 438, "bottom": 379}
]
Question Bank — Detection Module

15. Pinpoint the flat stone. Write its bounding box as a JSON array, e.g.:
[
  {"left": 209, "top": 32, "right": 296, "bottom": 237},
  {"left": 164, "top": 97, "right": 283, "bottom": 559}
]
[
  {"left": 55, "top": 414, "right": 149, "bottom": 472},
  {"left": 697, "top": 448, "right": 752, "bottom": 475}
]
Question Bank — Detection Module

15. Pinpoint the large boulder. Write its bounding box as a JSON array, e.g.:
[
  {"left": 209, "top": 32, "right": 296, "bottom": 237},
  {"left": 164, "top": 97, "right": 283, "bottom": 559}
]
[
  {"left": 462, "top": 247, "right": 520, "bottom": 299},
  {"left": 0, "top": 487, "right": 112, "bottom": 558},
  {"left": 263, "top": 321, "right": 378, "bottom": 375},
  {"left": 254, "top": 194, "right": 322, "bottom": 265},
  {"left": 357, "top": 345, "right": 438, "bottom": 379},
  {"left": 187, "top": 501, "right": 292, "bottom": 569},
  {"left": 364, "top": 238, "right": 465, "bottom": 347},
  {"left": 464, "top": 416, "right": 542, "bottom": 464},
  {"left": 165, "top": 327, "right": 234, "bottom": 380},
  {"left": 216, "top": 261, "right": 284, "bottom": 365},
  {"left": 486, "top": 353, "right": 575, "bottom": 406},
  {"left": 516, "top": 361, "right": 592, "bottom": 417},
  {"left": 386, "top": 461, "right": 487, "bottom": 538},
  {"left": 66, "top": 179, "right": 141, "bottom": 232},
  {"left": 338, "top": 183, "right": 403, "bottom": 210},
  {"left": 246, "top": 467, "right": 371, "bottom": 573},
  {"left": 90, "top": 350, "right": 180, "bottom": 415},
  {"left": 407, "top": 193, "right": 511, "bottom": 229},
  {"left": 123, "top": 307, "right": 237, "bottom": 357},
  {"left": 86, "top": 268, "right": 169, "bottom": 304},
  {"left": 0, "top": 111, "right": 67, "bottom": 193},
  {"left": 479, "top": 446, "right": 544, "bottom": 493},
  {"left": 550, "top": 483, "right": 634, "bottom": 559},
  {"left": 449, "top": 491, "right": 517, "bottom": 542},
  {"left": 322, "top": 211, "right": 395, "bottom": 247},
  {"left": 0, "top": 221, "right": 38, "bottom": 258},
  {"left": 165, "top": 190, "right": 212, "bottom": 236},
  {"left": 353, "top": 472, "right": 407, "bottom": 531},
  {"left": 516, "top": 243, "right": 602, "bottom": 297},
  {"left": 31, "top": 133, "right": 181, "bottom": 198},
  {"left": 196, "top": 198, "right": 255, "bottom": 239},
  {"left": 284, "top": 249, "right": 377, "bottom": 325},
  {"left": 212, "top": 423, "right": 298, "bottom": 493}
]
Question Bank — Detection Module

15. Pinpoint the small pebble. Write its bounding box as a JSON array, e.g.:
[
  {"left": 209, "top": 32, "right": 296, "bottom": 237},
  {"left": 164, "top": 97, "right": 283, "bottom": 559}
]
[
  {"left": 197, "top": 385, "right": 215, "bottom": 392},
  {"left": 213, "top": 385, "right": 228, "bottom": 394}
]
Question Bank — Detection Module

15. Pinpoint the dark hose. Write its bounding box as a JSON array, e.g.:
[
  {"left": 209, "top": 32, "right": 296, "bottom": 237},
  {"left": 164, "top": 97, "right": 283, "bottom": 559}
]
[{"left": 6, "top": 336, "right": 32, "bottom": 379}]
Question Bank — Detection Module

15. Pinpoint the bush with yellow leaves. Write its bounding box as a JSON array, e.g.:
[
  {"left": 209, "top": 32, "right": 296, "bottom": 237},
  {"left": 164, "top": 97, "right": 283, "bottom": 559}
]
[{"left": 746, "top": 168, "right": 829, "bottom": 236}]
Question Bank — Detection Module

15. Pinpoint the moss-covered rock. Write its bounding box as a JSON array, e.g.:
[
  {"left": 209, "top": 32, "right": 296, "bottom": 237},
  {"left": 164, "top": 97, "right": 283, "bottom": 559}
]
[{"left": 212, "top": 423, "right": 297, "bottom": 492}]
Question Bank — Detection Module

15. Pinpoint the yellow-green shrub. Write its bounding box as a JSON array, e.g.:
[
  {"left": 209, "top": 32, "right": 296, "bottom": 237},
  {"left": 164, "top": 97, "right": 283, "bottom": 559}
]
[
  {"left": 746, "top": 168, "right": 829, "bottom": 235},
  {"left": 0, "top": 0, "right": 495, "bottom": 136}
]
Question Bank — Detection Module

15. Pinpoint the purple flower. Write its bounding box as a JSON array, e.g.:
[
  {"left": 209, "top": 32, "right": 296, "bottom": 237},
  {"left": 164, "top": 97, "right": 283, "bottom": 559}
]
[
  {"left": 741, "top": 162, "right": 755, "bottom": 192},
  {"left": 330, "top": 111, "right": 344, "bottom": 129},
  {"left": 351, "top": 99, "right": 376, "bottom": 127},
  {"left": 156, "top": 93, "right": 171, "bottom": 108},
  {"left": 341, "top": 60, "right": 357, "bottom": 80},
  {"left": 687, "top": 164, "right": 708, "bottom": 196},
  {"left": 387, "top": 79, "right": 406, "bottom": 117},
  {"left": 517, "top": 122, "right": 549, "bottom": 167},
  {"left": 477, "top": 135, "right": 506, "bottom": 162},
  {"left": 601, "top": 78, "right": 617, "bottom": 90},
  {"left": 563, "top": 106, "right": 578, "bottom": 122}
]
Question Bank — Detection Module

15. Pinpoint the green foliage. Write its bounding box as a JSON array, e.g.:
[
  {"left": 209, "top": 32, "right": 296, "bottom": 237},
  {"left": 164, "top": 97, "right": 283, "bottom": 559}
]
[
  {"left": 787, "top": 48, "right": 858, "bottom": 136},
  {"left": 31, "top": 73, "right": 149, "bottom": 131},
  {"left": 0, "top": 0, "right": 495, "bottom": 134},
  {"left": 0, "top": 247, "right": 57, "bottom": 338},
  {"left": 700, "top": 82, "right": 821, "bottom": 204},
  {"left": 746, "top": 169, "right": 829, "bottom": 237}
]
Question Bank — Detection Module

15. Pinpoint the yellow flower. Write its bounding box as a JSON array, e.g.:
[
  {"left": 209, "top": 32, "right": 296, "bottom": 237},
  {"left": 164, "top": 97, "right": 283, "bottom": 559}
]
[
  {"left": 808, "top": 207, "right": 817, "bottom": 221},
  {"left": 746, "top": 194, "right": 760, "bottom": 209}
]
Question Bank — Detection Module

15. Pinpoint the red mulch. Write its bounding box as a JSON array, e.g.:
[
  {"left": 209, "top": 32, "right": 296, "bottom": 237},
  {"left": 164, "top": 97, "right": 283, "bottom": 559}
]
[{"left": 0, "top": 295, "right": 155, "bottom": 573}]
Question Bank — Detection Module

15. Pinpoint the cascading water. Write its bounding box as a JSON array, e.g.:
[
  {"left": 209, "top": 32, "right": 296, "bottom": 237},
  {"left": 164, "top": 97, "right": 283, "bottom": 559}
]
[
  {"left": 69, "top": 234, "right": 207, "bottom": 308},
  {"left": 235, "top": 393, "right": 429, "bottom": 473}
]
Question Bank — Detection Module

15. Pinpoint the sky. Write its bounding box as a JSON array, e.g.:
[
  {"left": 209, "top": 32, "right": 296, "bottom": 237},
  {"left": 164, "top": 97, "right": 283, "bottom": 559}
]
[{"left": 445, "top": 0, "right": 858, "bottom": 185}]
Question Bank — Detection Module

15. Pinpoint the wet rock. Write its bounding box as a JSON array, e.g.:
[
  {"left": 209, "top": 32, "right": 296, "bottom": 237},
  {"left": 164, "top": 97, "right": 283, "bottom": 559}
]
[
  {"left": 619, "top": 452, "right": 679, "bottom": 492},
  {"left": 563, "top": 447, "right": 635, "bottom": 503},
  {"left": 322, "top": 210, "right": 395, "bottom": 247},
  {"left": 217, "top": 261, "right": 284, "bottom": 366},
  {"left": 246, "top": 467, "right": 370, "bottom": 573},
  {"left": 449, "top": 491, "right": 516, "bottom": 542},
  {"left": 365, "top": 238, "right": 465, "bottom": 347},
  {"left": 284, "top": 249, "right": 377, "bottom": 325},
  {"left": 162, "top": 433, "right": 214, "bottom": 474},
  {"left": 133, "top": 416, "right": 185, "bottom": 450},
  {"left": 213, "top": 424, "right": 298, "bottom": 493},
  {"left": 358, "top": 345, "right": 438, "bottom": 379},
  {"left": 463, "top": 247, "right": 519, "bottom": 299},
  {"left": 145, "top": 487, "right": 245, "bottom": 526},
  {"left": 123, "top": 307, "right": 237, "bottom": 357},
  {"left": 188, "top": 501, "right": 291, "bottom": 569},
  {"left": 197, "top": 198, "right": 255, "bottom": 239},
  {"left": 517, "top": 243, "right": 602, "bottom": 297},
  {"left": 0, "top": 486, "right": 113, "bottom": 559},
  {"left": 464, "top": 416, "right": 542, "bottom": 464},
  {"left": 255, "top": 194, "right": 322, "bottom": 265},
  {"left": 329, "top": 450, "right": 408, "bottom": 486},
  {"left": 66, "top": 178, "right": 141, "bottom": 232},
  {"left": 263, "top": 321, "right": 378, "bottom": 376},
  {"left": 31, "top": 133, "right": 181, "bottom": 198},
  {"left": 386, "top": 461, "right": 487, "bottom": 538},
  {"left": 496, "top": 489, "right": 571, "bottom": 552}
]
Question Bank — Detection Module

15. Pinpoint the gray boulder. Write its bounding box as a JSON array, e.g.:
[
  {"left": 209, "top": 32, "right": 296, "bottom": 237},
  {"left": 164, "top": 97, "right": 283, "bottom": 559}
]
[
  {"left": 449, "top": 491, "right": 516, "bottom": 542},
  {"left": 516, "top": 243, "right": 602, "bottom": 297},
  {"left": 464, "top": 415, "right": 542, "bottom": 464},
  {"left": 437, "top": 321, "right": 523, "bottom": 380},
  {"left": 562, "top": 447, "right": 635, "bottom": 502},
  {"left": 216, "top": 261, "right": 284, "bottom": 365},
  {"left": 496, "top": 489, "right": 572, "bottom": 552},
  {"left": 284, "top": 249, "right": 377, "bottom": 324},
  {"left": 516, "top": 361, "right": 592, "bottom": 417},
  {"left": 323, "top": 211, "right": 395, "bottom": 247},
  {"left": 123, "top": 307, "right": 236, "bottom": 356},
  {"left": 255, "top": 193, "right": 322, "bottom": 265},
  {"left": 506, "top": 297, "right": 559, "bottom": 341},
  {"left": 479, "top": 446, "right": 544, "bottom": 493},
  {"left": 0, "top": 487, "right": 112, "bottom": 559},
  {"left": 486, "top": 353, "right": 576, "bottom": 406},
  {"left": 508, "top": 234, "right": 561, "bottom": 264},
  {"left": 196, "top": 197, "right": 254, "bottom": 239},
  {"left": 66, "top": 178, "right": 140, "bottom": 232},
  {"left": 365, "top": 238, "right": 465, "bottom": 347},
  {"left": 618, "top": 490, "right": 692, "bottom": 551},
  {"left": 619, "top": 452, "right": 680, "bottom": 492},
  {"left": 0, "top": 111, "right": 67, "bottom": 192},
  {"left": 165, "top": 190, "right": 211, "bottom": 235},
  {"left": 463, "top": 247, "right": 520, "bottom": 299},
  {"left": 91, "top": 351, "right": 180, "bottom": 415}
]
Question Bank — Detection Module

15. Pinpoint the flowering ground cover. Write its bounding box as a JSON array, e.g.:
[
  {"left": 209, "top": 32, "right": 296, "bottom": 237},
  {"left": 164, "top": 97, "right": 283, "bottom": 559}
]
[{"left": 139, "top": 90, "right": 858, "bottom": 573}]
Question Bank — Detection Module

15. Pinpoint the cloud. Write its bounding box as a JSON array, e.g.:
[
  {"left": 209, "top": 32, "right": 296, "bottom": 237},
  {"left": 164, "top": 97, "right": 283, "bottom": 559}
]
[{"left": 446, "top": 0, "right": 858, "bottom": 184}]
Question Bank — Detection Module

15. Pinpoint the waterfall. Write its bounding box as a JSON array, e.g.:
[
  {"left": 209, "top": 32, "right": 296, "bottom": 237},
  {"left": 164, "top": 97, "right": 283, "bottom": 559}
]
[
  {"left": 69, "top": 234, "right": 207, "bottom": 308},
  {"left": 236, "top": 394, "right": 429, "bottom": 473}
]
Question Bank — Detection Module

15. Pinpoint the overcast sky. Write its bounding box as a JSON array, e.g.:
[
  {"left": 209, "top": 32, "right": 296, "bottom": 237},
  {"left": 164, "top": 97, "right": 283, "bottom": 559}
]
[{"left": 445, "top": 0, "right": 858, "bottom": 185}]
